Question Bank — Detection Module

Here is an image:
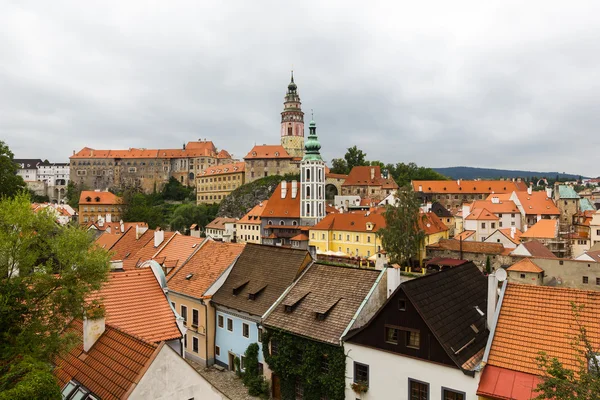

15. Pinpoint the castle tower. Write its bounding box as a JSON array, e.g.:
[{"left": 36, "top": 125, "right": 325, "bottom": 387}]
[
  {"left": 280, "top": 71, "right": 305, "bottom": 158},
  {"left": 300, "top": 117, "right": 325, "bottom": 226}
]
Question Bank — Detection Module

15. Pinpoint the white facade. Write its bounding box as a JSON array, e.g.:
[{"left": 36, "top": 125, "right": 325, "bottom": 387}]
[
  {"left": 590, "top": 210, "right": 600, "bottom": 247},
  {"left": 344, "top": 342, "right": 479, "bottom": 400},
  {"left": 37, "top": 163, "right": 70, "bottom": 186},
  {"left": 484, "top": 229, "right": 519, "bottom": 249},
  {"left": 130, "top": 344, "right": 228, "bottom": 400},
  {"left": 463, "top": 218, "right": 497, "bottom": 242},
  {"left": 300, "top": 161, "right": 325, "bottom": 226},
  {"left": 206, "top": 222, "right": 236, "bottom": 242}
]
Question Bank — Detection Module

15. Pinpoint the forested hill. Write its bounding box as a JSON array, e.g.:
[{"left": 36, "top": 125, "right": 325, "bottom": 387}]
[{"left": 433, "top": 166, "right": 586, "bottom": 180}]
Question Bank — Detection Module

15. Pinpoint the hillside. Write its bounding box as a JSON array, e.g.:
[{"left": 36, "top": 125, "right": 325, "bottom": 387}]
[
  {"left": 433, "top": 166, "right": 585, "bottom": 181},
  {"left": 217, "top": 175, "right": 292, "bottom": 219}
]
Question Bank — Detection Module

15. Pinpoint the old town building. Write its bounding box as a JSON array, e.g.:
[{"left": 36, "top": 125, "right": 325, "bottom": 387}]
[
  {"left": 78, "top": 190, "right": 123, "bottom": 225},
  {"left": 69, "top": 140, "right": 234, "bottom": 193},
  {"left": 341, "top": 166, "right": 399, "bottom": 202},
  {"left": 196, "top": 161, "right": 245, "bottom": 204}
]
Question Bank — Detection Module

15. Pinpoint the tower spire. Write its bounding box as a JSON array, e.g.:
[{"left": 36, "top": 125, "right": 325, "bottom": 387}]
[{"left": 291, "top": 69, "right": 294, "bottom": 83}]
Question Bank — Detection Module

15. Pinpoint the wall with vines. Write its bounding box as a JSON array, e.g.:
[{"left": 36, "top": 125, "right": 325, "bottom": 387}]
[{"left": 262, "top": 328, "right": 346, "bottom": 400}]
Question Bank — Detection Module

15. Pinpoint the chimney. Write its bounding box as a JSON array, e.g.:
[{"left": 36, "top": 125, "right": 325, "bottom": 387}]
[
  {"left": 370, "top": 168, "right": 375, "bottom": 180},
  {"left": 546, "top": 187, "right": 552, "bottom": 198},
  {"left": 491, "top": 196, "right": 499, "bottom": 204},
  {"left": 487, "top": 274, "right": 498, "bottom": 330},
  {"left": 291, "top": 180, "right": 298, "bottom": 199},
  {"left": 106, "top": 213, "right": 112, "bottom": 223},
  {"left": 510, "top": 226, "right": 516, "bottom": 239},
  {"left": 98, "top": 217, "right": 104, "bottom": 227},
  {"left": 527, "top": 186, "right": 532, "bottom": 195},
  {"left": 136, "top": 224, "right": 141, "bottom": 240},
  {"left": 418, "top": 185, "right": 423, "bottom": 192},
  {"left": 386, "top": 263, "right": 401, "bottom": 296},
  {"left": 72, "top": 150, "right": 75, "bottom": 155},
  {"left": 90, "top": 149, "right": 94, "bottom": 157},
  {"left": 524, "top": 224, "right": 528, "bottom": 232},
  {"left": 457, "top": 179, "right": 461, "bottom": 186},
  {"left": 462, "top": 203, "right": 470, "bottom": 220},
  {"left": 83, "top": 312, "right": 105, "bottom": 352},
  {"left": 154, "top": 227, "right": 165, "bottom": 247},
  {"left": 120, "top": 219, "right": 124, "bottom": 233},
  {"left": 281, "top": 181, "right": 287, "bottom": 198}
]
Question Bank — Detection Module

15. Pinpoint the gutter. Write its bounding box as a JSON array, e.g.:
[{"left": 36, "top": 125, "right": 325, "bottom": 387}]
[
  {"left": 339, "top": 267, "right": 386, "bottom": 345},
  {"left": 483, "top": 279, "right": 508, "bottom": 363}
]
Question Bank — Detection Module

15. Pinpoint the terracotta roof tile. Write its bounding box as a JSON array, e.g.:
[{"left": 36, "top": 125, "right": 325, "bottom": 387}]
[
  {"left": 206, "top": 217, "right": 237, "bottom": 230},
  {"left": 94, "top": 269, "right": 182, "bottom": 343},
  {"left": 122, "top": 231, "right": 177, "bottom": 269},
  {"left": 510, "top": 191, "right": 560, "bottom": 216},
  {"left": 71, "top": 141, "right": 222, "bottom": 159},
  {"left": 471, "top": 199, "right": 520, "bottom": 214},
  {"left": 244, "top": 145, "right": 292, "bottom": 159},
  {"left": 79, "top": 191, "right": 123, "bottom": 205},
  {"left": 465, "top": 208, "right": 500, "bottom": 221},
  {"left": 199, "top": 161, "right": 245, "bottom": 176},
  {"left": 477, "top": 365, "right": 541, "bottom": 400},
  {"left": 497, "top": 228, "right": 523, "bottom": 245},
  {"left": 95, "top": 232, "right": 122, "bottom": 251},
  {"left": 428, "top": 239, "right": 505, "bottom": 254},
  {"left": 516, "top": 240, "right": 557, "bottom": 258},
  {"left": 311, "top": 211, "right": 385, "bottom": 233},
  {"left": 521, "top": 219, "right": 558, "bottom": 239},
  {"left": 413, "top": 180, "right": 528, "bottom": 194},
  {"left": 419, "top": 212, "right": 449, "bottom": 235},
  {"left": 264, "top": 264, "right": 381, "bottom": 345},
  {"left": 217, "top": 149, "right": 232, "bottom": 159},
  {"left": 211, "top": 244, "right": 312, "bottom": 316},
  {"left": 108, "top": 228, "right": 156, "bottom": 263},
  {"left": 151, "top": 235, "right": 204, "bottom": 271},
  {"left": 488, "top": 283, "right": 600, "bottom": 376},
  {"left": 238, "top": 201, "right": 269, "bottom": 224},
  {"left": 455, "top": 230, "right": 476, "bottom": 240},
  {"left": 88, "top": 221, "right": 148, "bottom": 234},
  {"left": 54, "top": 320, "right": 158, "bottom": 400},
  {"left": 342, "top": 166, "right": 398, "bottom": 188},
  {"left": 507, "top": 258, "right": 543, "bottom": 273},
  {"left": 168, "top": 240, "right": 246, "bottom": 297},
  {"left": 263, "top": 182, "right": 300, "bottom": 218}
]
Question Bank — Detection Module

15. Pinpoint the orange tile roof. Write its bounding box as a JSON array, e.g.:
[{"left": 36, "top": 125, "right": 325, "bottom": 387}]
[
  {"left": 507, "top": 258, "right": 543, "bottom": 273},
  {"left": 419, "top": 212, "right": 449, "bottom": 235},
  {"left": 428, "top": 239, "right": 505, "bottom": 254},
  {"left": 151, "top": 234, "right": 204, "bottom": 270},
  {"left": 54, "top": 319, "right": 158, "bottom": 400},
  {"left": 95, "top": 268, "right": 182, "bottom": 343},
  {"left": 290, "top": 233, "right": 309, "bottom": 241},
  {"left": 168, "top": 240, "right": 245, "bottom": 298},
  {"left": 487, "top": 283, "right": 600, "bottom": 376},
  {"left": 122, "top": 231, "right": 177, "bottom": 269},
  {"left": 88, "top": 221, "right": 148, "bottom": 234},
  {"left": 521, "top": 219, "right": 557, "bottom": 239},
  {"left": 206, "top": 217, "right": 238, "bottom": 230},
  {"left": 471, "top": 200, "right": 520, "bottom": 214},
  {"left": 217, "top": 149, "right": 232, "bottom": 159},
  {"left": 238, "top": 201, "right": 269, "bottom": 224},
  {"left": 508, "top": 191, "right": 560, "bottom": 216},
  {"left": 454, "top": 230, "right": 475, "bottom": 240},
  {"left": 71, "top": 141, "right": 222, "bottom": 159},
  {"left": 311, "top": 211, "right": 386, "bottom": 233},
  {"left": 325, "top": 173, "right": 348, "bottom": 180},
  {"left": 326, "top": 204, "right": 339, "bottom": 214},
  {"left": 342, "top": 166, "right": 398, "bottom": 188},
  {"left": 263, "top": 181, "right": 300, "bottom": 218},
  {"left": 199, "top": 161, "right": 245, "bottom": 176},
  {"left": 413, "top": 180, "right": 528, "bottom": 193},
  {"left": 465, "top": 208, "right": 500, "bottom": 221},
  {"left": 79, "top": 191, "right": 123, "bottom": 205},
  {"left": 244, "top": 145, "right": 292, "bottom": 159},
  {"left": 108, "top": 228, "right": 156, "bottom": 262},
  {"left": 95, "top": 232, "right": 121, "bottom": 251},
  {"left": 497, "top": 228, "right": 523, "bottom": 245}
]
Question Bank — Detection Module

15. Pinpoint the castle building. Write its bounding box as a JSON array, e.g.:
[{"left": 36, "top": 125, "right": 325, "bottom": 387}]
[
  {"left": 280, "top": 72, "right": 305, "bottom": 158},
  {"left": 300, "top": 118, "right": 326, "bottom": 226}
]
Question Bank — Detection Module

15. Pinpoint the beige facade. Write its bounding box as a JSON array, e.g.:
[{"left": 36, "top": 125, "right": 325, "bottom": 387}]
[
  {"left": 244, "top": 155, "right": 299, "bottom": 183},
  {"left": 507, "top": 270, "right": 543, "bottom": 285},
  {"left": 196, "top": 162, "right": 245, "bottom": 204},
  {"left": 78, "top": 191, "right": 123, "bottom": 225}
]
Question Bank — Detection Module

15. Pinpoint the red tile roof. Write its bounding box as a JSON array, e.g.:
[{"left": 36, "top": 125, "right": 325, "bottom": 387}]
[
  {"left": 244, "top": 145, "right": 292, "bottom": 159},
  {"left": 508, "top": 191, "right": 559, "bottom": 216},
  {"left": 263, "top": 181, "right": 300, "bottom": 218},
  {"left": 238, "top": 201, "right": 269, "bottom": 224},
  {"left": 471, "top": 199, "right": 520, "bottom": 214},
  {"left": 515, "top": 240, "right": 557, "bottom": 258},
  {"left": 71, "top": 141, "right": 221, "bottom": 159},
  {"left": 121, "top": 231, "right": 177, "bottom": 269},
  {"left": 311, "top": 211, "right": 386, "bottom": 233},
  {"left": 428, "top": 239, "right": 506, "bottom": 255},
  {"left": 206, "top": 217, "right": 237, "bottom": 230},
  {"left": 95, "top": 269, "right": 182, "bottom": 343},
  {"left": 95, "top": 232, "right": 122, "bottom": 251},
  {"left": 108, "top": 227, "right": 156, "bottom": 263},
  {"left": 454, "top": 230, "right": 475, "bottom": 240},
  {"left": 521, "top": 219, "right": 557, "bottom": 239},
  {"left": 507, "top": 258, "right": 543, "bottom": 273},
  {"left": 477, "top": 365, "right": 541, "bottom": 400},
  {"left": 168, "top": 240, "right": 246, "bottom": 298},
  {"left": 419, "top": 212, "right": 449, "bottom": 235},
  {"left": 465, "top": 208, "right": 500, "bottom": 221},
  {"left": 342, "top": 166, "right": 398, "bottom": 189},
  {"left": 217, "top": 149, "right": 232, "bottom": 159},
  {"left": 151, "top": 235, "right": 204, "bottom": 271},
  {"left": 412, "top": 180, "right": 528, "bottom": 194},
  {"left": 199, "top": 161, "right": 245, "bottom": 176},
  {"left": 497, "top": 228, "right": 523, "bottom": 245},
  {"left": 54, "top": 319, "right": 158, "bottom": 400},
  {"left": 487, "top": 283, "right": 600, "bottom": 376},
  {"left": 88, "top": 221, "right": 148, "bottom": 234},
  {"left": 79, "top": 191, "right": 123, "bottom": 205}
]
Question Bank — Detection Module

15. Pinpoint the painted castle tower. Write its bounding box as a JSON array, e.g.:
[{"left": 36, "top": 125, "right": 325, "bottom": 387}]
[
  {"left": 280, "top": 72, "right": 305, "bottom": 158},
  {"left": 300, "top": 117, "right": 326, "bottom": 226}
]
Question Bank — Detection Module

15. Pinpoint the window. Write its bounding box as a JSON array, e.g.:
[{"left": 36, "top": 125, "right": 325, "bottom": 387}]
[
  {"left": 520, "top": 273, "right": 526, "bottom": 279},
  {"left": 367, "top": 235, "right": 371, "bottom": 243},
  {"left": 271, "top": 338, "right": 279, "bottom": 355},
  {"left": 491, "top": 222, "right": 496, "bottom": 229},
  {"left": 481, "top": 222, "right": 486, "bottom": 229},
  {"left": 385, "top": 326, "right": 399, "bottom": 344},
  {"left": 356, "top": 235, "right": 359, "bottom": 242},
  {"left": 409, "top": 379, "right": 429, "bottom": 400},
  {"left": 243, "top": 323, "right": 249, "bottom": 338},
  {"left": 216, "top": 346, "right": 220, "bottom": 356},
  {"left": 241, "top": 355, "right": 246, "bottom": 370},
  {"left": 596, "top": 278, "right": 600, "bottom": 286},
  {"left": 346, "top": 235, "right": 350, "bottom": 241},
  {"left": 192, "top": 337, "right": 199, "bottom": 353},
  {"left": 192, "top": 309, "right": 199, "bottom": 327},
  {"left": 258, "top": 362, "right": 264, "bottom": 375},
  {"left": 181, "top": 305, "right": 188, "bottom": 325},
  {"left": 398, "top": 298, "right": 407, "bottom": 311},
  {"left": 583, "top": 276, "right": 589, "bottom": 284},
  {"left": 227, "top": 318, "right": 233, "bottom": 331},
  {"left": 443, "top": 388, "right": 465, "bottom": 400},
  {"left": 406, "top": 330, "right": 420, "bottom": 349},
  {"left": 353, "top": 362, "right": 369, "bottom": 385}
]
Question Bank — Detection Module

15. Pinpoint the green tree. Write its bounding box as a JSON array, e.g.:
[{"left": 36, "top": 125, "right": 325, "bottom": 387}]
[
  {"left": 0, "top": 141, "right": 26, "bottom": 199},
  {"left": 161, "top": 177, "right": 193, "bottom": 201},
  {"left": 535, "top": 303, "right": 600, "bottom": 399},
  {"left": 169, "top": 203, "right": 219, "bottom": 233},
  {"left": 121, "top": 192, "right": 165, "bottom": 229},
  {"left": 377, "top": 188, "right": 425, "bottom": 266},
  {"left": 0, "top": 193, "right": 111, "bottom": 398},
  {"left": 344, "top": 145, "right": 368, "bottom": 171},
  {"left": 329, "top": 158, "right": 348, "bottom": 175},
  {"left": 65, "top": 182, "right": 84, "bottom": 209}
]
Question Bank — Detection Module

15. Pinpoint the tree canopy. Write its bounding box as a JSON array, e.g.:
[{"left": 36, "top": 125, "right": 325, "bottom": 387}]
[
  {"left": 377, "top": 188, "right": 425, "bottom": 266},
  {"left": 0, "top": 193, "right": 111, "bottom": 398},
  {"left": 170, "top": 203, "right": 220, "bottom": 233},
  {"left": 0, "top": 140, "right": 26, "bottom": 199}
]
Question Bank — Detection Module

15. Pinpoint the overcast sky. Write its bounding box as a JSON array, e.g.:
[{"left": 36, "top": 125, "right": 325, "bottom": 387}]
[{"left": 2, "top": 1, "right": 599, "bottom": 175}]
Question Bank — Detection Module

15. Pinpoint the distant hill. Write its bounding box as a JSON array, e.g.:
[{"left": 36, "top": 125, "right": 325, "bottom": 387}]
[{"left": 433, "top": 166, "right": 586, "bottom": 181}]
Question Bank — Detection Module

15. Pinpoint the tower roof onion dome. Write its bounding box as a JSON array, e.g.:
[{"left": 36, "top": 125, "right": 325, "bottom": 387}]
[
  {"left": 288, "top": 71, "right": 297, "bottom": 92},
  {"left": 303, "top": 119, "right": 322, "bottom": 161}
]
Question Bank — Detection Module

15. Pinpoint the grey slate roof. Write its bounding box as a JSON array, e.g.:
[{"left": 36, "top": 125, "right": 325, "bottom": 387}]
[
  {"left": 13, "top": 159, "right": 43, "bottom": 169},
  {"left": 263, "top": 263, "right": 381, "bottom": 345},
  {"left": 210, "top": 244, "right": 312, "bottom": 317}
]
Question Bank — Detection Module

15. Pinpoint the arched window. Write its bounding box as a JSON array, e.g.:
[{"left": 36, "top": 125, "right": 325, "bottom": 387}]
[
  {"left": 306, "top": 186, "right": 311, "bottom": 197},
  {"left": 319, "top": 203, "right": 323, "bottom": 216},
  {"left": 306, "top": 204, "right": 310, "bottom": 216},
  {"left": 306, "top": 168, "right": 311, "bottom": 180},
  {"left": 288, "top": 126, "right": 292, "bottom": 135},
  {"left": 292, "top": 221, "right": 298, "bottom": 226},
  {"left": 318, "top": 169, "right": 322, "bottom": 182},
  {"left": 280, "top": 220, "right": 285, "bottom": 225},
  {"left": 318, "top": 186, "right": 322, "bottom": 199}
]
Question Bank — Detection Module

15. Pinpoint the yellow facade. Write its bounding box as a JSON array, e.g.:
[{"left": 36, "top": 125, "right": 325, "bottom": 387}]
[
  {"left": 196, "top": 164, "right": 245, "bottom": 204},
  {"left": 420, "top": 230, "right": 450, "bottom": 263},
  {"left": 309, "top": 229, "right": 382, "bottom": 259}
]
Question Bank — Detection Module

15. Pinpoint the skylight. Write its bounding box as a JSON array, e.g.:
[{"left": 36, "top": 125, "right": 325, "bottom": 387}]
[{"left": 185, "top": 273, "right": 193, "bottom": 280}]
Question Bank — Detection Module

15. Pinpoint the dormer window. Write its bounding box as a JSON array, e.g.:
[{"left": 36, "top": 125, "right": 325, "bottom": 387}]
[
  {"left": 275, "top": 151, "right": 279, "bottom": 156},
  {"left": 95, "top": 197, "right": 100, "bottom": 202},
  {"left": 252, "top": 151, "right": 257, "bottom": 156},
  {"left": 85, "top": 197, "right": 91, "bottom": 202}
]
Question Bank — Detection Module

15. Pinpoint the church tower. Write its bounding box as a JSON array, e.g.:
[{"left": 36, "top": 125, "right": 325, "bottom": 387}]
[
  {"left": 280, "top": 72, "right": 305, "bottom": 158},
  {"left": 300, "top": 116, "right": 325, "bottom": 226}
]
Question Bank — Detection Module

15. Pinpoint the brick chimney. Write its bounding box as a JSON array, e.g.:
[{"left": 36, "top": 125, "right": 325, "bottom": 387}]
[{"left": 83, "top": 312, "right": 105, "bottom": 352}]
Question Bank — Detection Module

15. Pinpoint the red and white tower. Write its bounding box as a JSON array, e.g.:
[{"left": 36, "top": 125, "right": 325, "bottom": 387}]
[{"left": 280, "top": 71, "right": 305, "bottom": 158}]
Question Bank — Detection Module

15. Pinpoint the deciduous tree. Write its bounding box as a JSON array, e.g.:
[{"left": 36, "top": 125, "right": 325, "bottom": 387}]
[{"left": 0, "top": 141, "right": 26, "bottom": 199}]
